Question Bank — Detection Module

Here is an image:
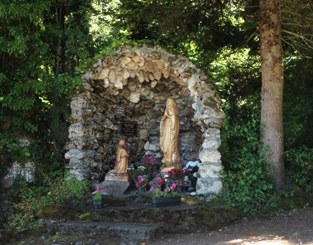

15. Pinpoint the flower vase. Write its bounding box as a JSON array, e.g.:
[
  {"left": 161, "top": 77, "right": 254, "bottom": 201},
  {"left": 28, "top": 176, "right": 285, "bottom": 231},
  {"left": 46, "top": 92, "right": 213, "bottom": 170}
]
[{"left": 93, "top": 199, "right": 103, "bottom": 209}]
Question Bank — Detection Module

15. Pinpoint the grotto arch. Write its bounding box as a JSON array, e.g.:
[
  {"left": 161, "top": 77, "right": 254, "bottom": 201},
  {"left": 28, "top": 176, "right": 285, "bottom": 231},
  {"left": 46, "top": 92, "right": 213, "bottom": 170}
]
[{"left": 65, "top": 46, "right": 224, "bottom": 196}]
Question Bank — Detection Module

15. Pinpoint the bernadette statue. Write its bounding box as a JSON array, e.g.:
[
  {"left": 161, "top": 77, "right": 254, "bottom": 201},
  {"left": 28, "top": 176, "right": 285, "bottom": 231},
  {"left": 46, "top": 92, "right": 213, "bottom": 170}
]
[
  {"left": 105, "top": 139, "right": 129, "bottom": 181},
  {"left": 160, "top": 98, "right": 181, "bottom": 170}
]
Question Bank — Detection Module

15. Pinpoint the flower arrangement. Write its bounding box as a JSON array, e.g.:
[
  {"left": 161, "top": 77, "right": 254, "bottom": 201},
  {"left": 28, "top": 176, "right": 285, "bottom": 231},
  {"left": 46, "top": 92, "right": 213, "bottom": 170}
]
[
  {"left": 92, "top": 187, "right": 103, "bottom": 208},
  {"left": 151, "top": 174, "right": 181, "bottom": 207},
  {"left": 129, "top": 165, "right": 148, "bottom": 187},
  {"left": 135, "top": 175, "right": 150, "bottom": 191},
  {"left": 149, "top": 175, "right": 163, "bottom": 191},
  {"left": 132, "top": 163, "right": 195, "bottom": 194},
  {"left": 167, "top": 168, "right": 191, "bottom": 180},
  {"left": 149, "top": 170, "right": 179, "bottom": 196},
  {"left": 92, "top": 186, "right": 102, "bottom": 200}
]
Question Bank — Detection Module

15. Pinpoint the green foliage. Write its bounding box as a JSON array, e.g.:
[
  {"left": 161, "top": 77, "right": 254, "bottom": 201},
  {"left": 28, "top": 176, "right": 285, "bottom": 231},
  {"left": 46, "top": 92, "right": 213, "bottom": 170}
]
[
  {"left": 208, "top": 47, "right": 276, "bottom": 214},
  {"left": 5, "top": 174, "right": 90, "bottom": 232},
  {"left": 99, "top": 0, "right": 258, "bottom": 70},
  {"left": 129, "top": 166, "right": 151, "bottom": 184},
  {"left": 284, "top": 57, "right": 313, "bottom": 149},
  {"left": 285, "top": 147, "right": 313, "bottom": 195},
  {"left": 218, "top": 53, "right": 313, "bottom": 213},
  {"left": 152, "top": 190, "right": 179, "bottom": 199},
  {"left": 50, "top": 175, "right": 90, "bottom": 206},
  {"left": 209, "top": 48, "right": 260, "bottom": 103},
  {"left": 112, "top": 0, "right": 252, "bottom": 49},
  {"left": 0, "top": 137, "right": 31, "bottom": 164},
  {"left": 281, "top": 56, "right": 313, "bottom": 202},
  {"left": 5, "top": 213, "right": 40, "bottom": 232},
  {"left": 221, "top": 110, "right": 277, "bottom": 214},
  {"left": 92, "top": 192, "right": 102, "bottom": 201},
  {"left": 0, "top": 0, "right": 96, "bottom": 167},
  {"left": 282, "top": 0, "right": 313, "bottom": 55}
]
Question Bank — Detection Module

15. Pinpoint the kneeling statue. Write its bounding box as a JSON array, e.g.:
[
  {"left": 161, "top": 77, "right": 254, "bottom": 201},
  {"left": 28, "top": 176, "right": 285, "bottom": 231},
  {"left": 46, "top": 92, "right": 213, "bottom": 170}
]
[{"left": 105, "top": 139, "right": 129, "bottom": 181}]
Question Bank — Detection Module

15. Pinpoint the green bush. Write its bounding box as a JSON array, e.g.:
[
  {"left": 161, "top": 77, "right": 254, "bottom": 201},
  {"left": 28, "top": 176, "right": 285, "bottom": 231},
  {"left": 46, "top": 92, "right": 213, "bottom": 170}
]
[
  {"left": 285, "top": 146, "right": 313, "bottom": 195},
  {"left": 52, "top": 175, "right": 90, "bottom": 206},
  {"left": 220, "top": 110, "right": 277, "bottom": 214},
  {"left": 5, "top": 173, "right": 90, "bottom": 232},
  {"left": 5, "top": 213, "right": 40, "bottom": 232},
  {"left": 221, "top": 150, "right": 277, "bottom": 214}
]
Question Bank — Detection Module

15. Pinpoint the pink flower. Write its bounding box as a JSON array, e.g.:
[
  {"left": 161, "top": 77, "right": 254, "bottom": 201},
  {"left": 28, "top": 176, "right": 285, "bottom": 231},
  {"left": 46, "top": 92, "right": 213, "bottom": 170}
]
[
  {"left": 170, "top": 183, "right": 177, "bottom": 189},
  {"left": 157, "top": 176, "right": 163, "bottom": 186},
  {"left": 137, "top": 175, "right": 144, "bottom": 183},
  {"left": 135, "top": 181, "right": 140, "bottom": 188},
  {"left": 92, "top": 186, "right": 101, "bottom": 195}
]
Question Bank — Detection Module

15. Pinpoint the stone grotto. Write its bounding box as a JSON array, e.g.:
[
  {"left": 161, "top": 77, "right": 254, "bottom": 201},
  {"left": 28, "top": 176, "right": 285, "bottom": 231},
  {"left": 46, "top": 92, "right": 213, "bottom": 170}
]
[{"left": 65, "top": 45, "right": 225, "bottom": 196}]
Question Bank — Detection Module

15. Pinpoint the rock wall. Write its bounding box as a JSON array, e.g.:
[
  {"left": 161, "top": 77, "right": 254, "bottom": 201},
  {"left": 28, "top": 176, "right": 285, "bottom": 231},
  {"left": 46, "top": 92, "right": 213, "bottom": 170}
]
[{"left": 65, "top": 46, "right": 224, "bottom": 196}]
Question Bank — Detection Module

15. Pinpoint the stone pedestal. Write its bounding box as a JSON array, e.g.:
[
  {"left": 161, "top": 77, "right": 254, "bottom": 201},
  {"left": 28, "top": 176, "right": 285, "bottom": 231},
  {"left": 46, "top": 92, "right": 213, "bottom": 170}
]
[
  {"left": 96, "top": 180, "right": 130, "bottom": 195},
  {"left": 105, "top": 172, "right": 129, "bottom": 182}
]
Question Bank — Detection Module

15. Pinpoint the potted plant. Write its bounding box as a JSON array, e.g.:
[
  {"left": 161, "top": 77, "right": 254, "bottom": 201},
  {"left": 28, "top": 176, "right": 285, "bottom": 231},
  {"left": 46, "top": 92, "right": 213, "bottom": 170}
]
[
  {"left": 150, "top": 175, "right": 181, "bottom": 208},
  {"left": 167, "top": 168, "right": 194, "bottom": 193},
  {"left": 129, "top": 165, "right": 151, "bottom": 192},
  {"left": 135, "top": 174, "right": 150, "bottom": 193},
  {"left": 92, "top": 192, "right": 103, "bottom": 209},
  {"left": 152, "top": 189, "right": 181, "bottom": 208}
]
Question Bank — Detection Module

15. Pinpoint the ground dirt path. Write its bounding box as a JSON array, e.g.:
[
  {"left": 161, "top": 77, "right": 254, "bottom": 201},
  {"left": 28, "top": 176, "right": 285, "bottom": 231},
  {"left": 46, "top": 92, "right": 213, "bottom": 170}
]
[{"left": 151, "top": 208, "right": 313, "bottom": 245}]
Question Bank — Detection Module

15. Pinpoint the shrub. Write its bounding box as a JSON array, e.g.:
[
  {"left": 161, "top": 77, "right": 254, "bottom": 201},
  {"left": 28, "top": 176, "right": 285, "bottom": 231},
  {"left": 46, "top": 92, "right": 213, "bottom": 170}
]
[
  {"left": 220, "top": 110, "right": 277, "bottom": 214},
  {"left": 221, "top": 149, "right": 277, "bottom": 214},
  {"left": 5, "top": 213, "right": 40, "bottom": 232},
  {"left": 5, "top": 173, "right": 90, "bottom": 232},
  {"left": 52, "top": 175, "right": 90, "bottom": 206},
  {"left": 285, "top": 146, "right": 313, "bottom": 196}
]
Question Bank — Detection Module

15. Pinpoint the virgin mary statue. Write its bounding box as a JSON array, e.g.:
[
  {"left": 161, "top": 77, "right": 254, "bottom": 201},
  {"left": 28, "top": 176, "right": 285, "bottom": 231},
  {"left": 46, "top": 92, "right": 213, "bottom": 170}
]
[{"left": 160, "top": 98, "right": 181, "bottom": 169}]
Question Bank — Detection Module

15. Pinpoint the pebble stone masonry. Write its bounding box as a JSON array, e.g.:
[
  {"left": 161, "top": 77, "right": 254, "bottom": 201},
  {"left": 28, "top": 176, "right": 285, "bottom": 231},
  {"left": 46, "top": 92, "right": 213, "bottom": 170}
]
[{"left": 65, "top": 45, "right": 225, "bottom": 196}]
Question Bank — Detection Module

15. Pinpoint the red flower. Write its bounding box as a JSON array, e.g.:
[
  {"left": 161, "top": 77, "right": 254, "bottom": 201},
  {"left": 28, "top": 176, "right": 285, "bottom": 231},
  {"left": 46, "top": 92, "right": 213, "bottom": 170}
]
[
  {"left": 168, "top": 169, "right": 184, "bottom": 178},
  {"left": 183, "top": 169, "right": 192, "bottom": 176}
]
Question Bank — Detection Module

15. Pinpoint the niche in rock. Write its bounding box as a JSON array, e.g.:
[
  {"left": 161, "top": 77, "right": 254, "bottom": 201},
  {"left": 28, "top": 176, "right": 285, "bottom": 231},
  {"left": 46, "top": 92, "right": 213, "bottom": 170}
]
[{"left": 91, "top": 77, "right": 202, "bottom": 167}]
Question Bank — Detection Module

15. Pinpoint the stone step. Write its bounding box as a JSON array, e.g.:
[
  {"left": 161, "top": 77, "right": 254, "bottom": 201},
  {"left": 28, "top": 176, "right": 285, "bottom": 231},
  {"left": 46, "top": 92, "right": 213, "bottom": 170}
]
[{"left": 45, "top": 220, "right": 160, "bottom": 245}]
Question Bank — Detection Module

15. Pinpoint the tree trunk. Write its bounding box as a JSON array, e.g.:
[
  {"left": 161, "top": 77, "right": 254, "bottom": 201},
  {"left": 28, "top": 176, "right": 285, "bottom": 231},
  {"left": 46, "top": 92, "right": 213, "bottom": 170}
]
[{"left": 259, "top": 0, "right": 284, "bottom": 188}]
